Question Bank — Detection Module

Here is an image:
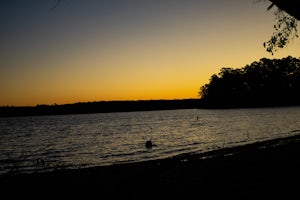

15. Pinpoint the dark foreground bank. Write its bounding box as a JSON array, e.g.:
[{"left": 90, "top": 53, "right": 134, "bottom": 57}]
[{"left": 1, "top": 134, "right": 299, "bottom": 199}]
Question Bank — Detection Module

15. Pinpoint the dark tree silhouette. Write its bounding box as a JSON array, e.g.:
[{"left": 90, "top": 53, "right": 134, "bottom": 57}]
[
  {"left": 199, "top": 56, "right": 300, "bottom": 108},
  {"left": 268, "top": 0, "right": 300, "bottom": 20},
  {"left": 261, "top": 0, "right": 299, "bottom": 54}
]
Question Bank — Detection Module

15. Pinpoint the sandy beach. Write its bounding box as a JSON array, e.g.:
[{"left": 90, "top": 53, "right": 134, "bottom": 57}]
[{"left": 1, "top": 134, "right": 299, "bottom": 199}]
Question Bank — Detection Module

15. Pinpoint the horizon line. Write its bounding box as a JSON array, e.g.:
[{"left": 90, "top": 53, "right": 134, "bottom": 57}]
[{"left": 1, "top": 98, "right": 201, "bottom": 107}]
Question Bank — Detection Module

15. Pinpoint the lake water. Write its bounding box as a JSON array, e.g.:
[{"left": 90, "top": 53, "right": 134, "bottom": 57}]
[{"left": 0, "top": 107, "right": 300, "bottom": 176}]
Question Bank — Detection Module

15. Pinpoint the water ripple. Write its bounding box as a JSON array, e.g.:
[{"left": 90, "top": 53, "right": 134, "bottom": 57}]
[{"left": 1, "top": 107, "right": 300, "bottom": 176}]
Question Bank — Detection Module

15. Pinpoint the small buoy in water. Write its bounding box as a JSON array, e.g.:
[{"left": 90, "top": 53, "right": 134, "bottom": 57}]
[{"left": 145, "top": 140, "right": 153, "bottom": 148}]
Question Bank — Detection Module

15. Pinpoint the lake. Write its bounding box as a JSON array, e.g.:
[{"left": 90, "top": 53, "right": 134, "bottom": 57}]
[{"left": 0, "top": 107, "right": 300, "bottom": 176}]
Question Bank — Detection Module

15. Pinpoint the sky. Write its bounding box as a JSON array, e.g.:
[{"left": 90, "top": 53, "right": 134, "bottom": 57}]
[{"left": 0, "top": 0, "right": 299, "bottom": 106}]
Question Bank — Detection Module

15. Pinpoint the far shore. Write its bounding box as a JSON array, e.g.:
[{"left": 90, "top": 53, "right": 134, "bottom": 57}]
[
  {"left": 1, "top": 134, "right": 299, "bottom": 199},
  {"left": 1, "top": 99, "right": 300, "bottom": 117},
  {"left": 0, "top": 99, "right": 201, "bottom": 117}
]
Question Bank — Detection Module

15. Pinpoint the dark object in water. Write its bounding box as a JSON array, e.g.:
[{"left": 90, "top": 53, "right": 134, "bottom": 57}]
[{"left": 145, "top": 140, "right": 154, "bottom": 148}]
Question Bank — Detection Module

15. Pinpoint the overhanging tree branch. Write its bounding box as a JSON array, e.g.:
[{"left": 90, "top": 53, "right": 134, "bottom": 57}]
[
  {"left": 262, "top": 0, "right": 299, "bottom": 54},
  {"left": 269, "top": 0, "right": 300, "bottom": 20},
  {"left": 51, "top": 0, "right": 62, "bottom": 10}
]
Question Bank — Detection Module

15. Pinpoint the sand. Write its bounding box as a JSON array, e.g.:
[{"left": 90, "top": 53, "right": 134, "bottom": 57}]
[{"left": 1, "top": 134, "right": 299, "bottom": 199}]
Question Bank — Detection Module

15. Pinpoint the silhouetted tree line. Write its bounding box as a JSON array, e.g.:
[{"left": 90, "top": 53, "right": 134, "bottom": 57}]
[
  {"left": 199, "top": 56, "right": 300, "bottom": 108},
  {"left": 2, "top": 56, "right": 300, "bottom": 117},
  {"left": 0, "top": 99, "right": 201, "bottom": 117}
]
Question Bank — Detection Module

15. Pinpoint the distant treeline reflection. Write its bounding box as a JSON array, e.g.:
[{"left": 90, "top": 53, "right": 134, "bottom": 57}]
[{"left": 200, "top": 56, "right": 300, "bottom": 108}]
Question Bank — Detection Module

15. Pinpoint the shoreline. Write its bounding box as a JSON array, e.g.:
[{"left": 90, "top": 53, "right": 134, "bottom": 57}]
[
  {"left": 1, "top": 134, "right": 299, "bottom": 199},
  {"left": 1, "top": 99, "right": 299, "bottom": 117}
]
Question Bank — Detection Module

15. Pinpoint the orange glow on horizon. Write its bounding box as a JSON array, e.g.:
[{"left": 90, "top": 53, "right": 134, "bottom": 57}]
[{"left": 0, "top": 1, "right": 299, "bottom": 106}]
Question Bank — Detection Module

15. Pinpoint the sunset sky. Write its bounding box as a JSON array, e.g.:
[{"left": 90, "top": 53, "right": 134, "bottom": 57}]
[{"left": 1, "top": 0, "right": 299, "bottom": 106}]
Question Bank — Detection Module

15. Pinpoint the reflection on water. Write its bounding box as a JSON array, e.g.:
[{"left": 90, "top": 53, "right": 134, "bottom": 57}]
[{"left": 0, "top": 107, "right": 300, "bottom": 175}]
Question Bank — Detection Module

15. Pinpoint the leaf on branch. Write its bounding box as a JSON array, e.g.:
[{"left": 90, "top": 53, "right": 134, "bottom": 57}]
[{"left": 264, "top": 11, "right": 298, "bottom": 55}]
